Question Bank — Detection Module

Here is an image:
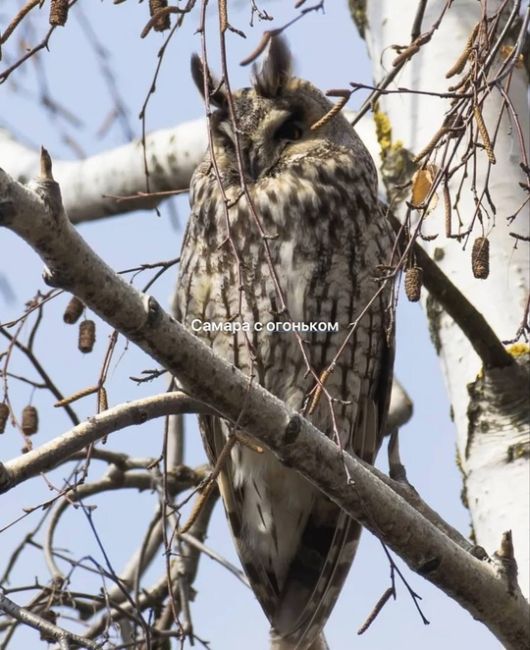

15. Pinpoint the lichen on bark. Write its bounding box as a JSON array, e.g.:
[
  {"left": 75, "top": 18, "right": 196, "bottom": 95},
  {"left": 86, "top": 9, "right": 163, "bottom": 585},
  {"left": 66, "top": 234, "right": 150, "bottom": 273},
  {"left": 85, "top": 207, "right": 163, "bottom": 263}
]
[{"left": 348, "top": 0, "right": 367, "bottom": 38}]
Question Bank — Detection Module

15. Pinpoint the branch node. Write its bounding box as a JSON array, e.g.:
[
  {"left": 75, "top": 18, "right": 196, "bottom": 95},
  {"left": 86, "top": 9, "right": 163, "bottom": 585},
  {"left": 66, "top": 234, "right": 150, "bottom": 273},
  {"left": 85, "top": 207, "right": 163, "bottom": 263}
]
[
  {"left": 284, "top": 415, "right": 302, "bottom": 444},
  {"left": 470, "top": 545, "right": 489, "bottom": 561},
  {"left": 146, "top": 295, "right": 163, "bottom": 327},
  {"left": 417, "top": 557, "right": 441, "bottom": 575}
]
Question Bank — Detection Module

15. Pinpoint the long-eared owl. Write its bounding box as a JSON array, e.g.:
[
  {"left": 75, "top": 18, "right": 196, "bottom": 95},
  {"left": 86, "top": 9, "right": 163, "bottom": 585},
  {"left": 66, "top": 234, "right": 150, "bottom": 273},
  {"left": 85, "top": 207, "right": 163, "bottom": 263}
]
[{"left": 175, "top": 36, "right": 395, "bottom": 650}]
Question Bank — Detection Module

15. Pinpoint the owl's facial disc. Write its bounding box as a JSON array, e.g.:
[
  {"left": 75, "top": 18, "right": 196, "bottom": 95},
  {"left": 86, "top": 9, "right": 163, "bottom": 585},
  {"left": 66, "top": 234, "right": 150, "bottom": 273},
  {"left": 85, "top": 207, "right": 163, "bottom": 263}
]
[{"left": 211, "top": 100, "right": 308, "bottom": 180}]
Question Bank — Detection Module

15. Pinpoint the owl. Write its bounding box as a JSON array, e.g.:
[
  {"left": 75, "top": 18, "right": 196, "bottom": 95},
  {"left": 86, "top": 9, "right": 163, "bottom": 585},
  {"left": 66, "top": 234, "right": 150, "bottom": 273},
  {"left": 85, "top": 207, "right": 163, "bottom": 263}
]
[{"left": 174, "top": 37, "right": 395, "bottom": 650}]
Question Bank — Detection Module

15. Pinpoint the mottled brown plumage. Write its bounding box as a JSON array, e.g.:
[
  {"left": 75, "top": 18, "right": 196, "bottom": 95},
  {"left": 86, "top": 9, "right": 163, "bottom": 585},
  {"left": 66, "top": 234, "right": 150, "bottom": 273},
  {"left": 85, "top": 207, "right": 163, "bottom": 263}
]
[{"left": 175, "top": 37, "right": 395, "bottom": 649}]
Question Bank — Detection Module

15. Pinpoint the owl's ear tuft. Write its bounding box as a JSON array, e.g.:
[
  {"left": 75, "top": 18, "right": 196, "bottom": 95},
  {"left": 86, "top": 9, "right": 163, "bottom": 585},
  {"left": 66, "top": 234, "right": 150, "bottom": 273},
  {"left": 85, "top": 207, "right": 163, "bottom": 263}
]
[
  {"left": 253, "top": 35, "right": 292, "bottom": 98},
  {"left": 190, "top": 54, "right": 227, "bottom": 109}
]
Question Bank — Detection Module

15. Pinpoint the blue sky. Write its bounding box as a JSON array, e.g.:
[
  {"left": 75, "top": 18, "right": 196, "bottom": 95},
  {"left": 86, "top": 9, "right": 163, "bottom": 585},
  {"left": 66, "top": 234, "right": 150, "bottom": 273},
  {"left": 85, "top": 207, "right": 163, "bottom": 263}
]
[{"left": 0, "top": 2, "right": 497, "bottom": 648}]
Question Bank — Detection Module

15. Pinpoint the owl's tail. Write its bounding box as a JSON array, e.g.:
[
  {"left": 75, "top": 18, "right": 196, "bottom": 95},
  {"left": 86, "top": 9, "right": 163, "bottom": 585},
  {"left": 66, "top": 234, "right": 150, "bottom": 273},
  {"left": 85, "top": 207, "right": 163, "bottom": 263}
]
[{"left": 269, "top": 629, "right": 330, "bottom": 650}]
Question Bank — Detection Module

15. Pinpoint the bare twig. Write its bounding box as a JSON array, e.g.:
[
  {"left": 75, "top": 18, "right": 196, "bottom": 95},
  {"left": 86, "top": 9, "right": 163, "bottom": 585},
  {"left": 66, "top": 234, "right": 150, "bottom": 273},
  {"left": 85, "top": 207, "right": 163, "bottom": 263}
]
[{"left": 0, "top": 0, "right": 41, "bottom": 46}]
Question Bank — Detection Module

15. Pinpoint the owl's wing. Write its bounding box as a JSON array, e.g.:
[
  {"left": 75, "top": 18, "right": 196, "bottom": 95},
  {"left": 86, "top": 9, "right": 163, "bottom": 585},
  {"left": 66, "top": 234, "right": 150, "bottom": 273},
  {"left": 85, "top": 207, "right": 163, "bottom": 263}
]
[
  {"left": 198, "top": 414, "right": 282, "bottom": 615},
  {"left": 272, "top": 502, "right": 360, "bottom": 644},
  {"left": 268, "top": 397, "right": 371, "bottom": 644},
  {"left": 272, "top": 330, "right": 395, "bottom": 645}
]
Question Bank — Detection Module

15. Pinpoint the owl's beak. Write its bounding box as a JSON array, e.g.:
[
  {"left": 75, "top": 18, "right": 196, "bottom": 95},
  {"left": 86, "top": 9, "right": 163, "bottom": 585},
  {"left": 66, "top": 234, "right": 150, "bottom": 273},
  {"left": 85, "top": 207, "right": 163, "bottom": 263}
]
[{"left": 246, "top": 146, "right": 267, "bottom": 181}]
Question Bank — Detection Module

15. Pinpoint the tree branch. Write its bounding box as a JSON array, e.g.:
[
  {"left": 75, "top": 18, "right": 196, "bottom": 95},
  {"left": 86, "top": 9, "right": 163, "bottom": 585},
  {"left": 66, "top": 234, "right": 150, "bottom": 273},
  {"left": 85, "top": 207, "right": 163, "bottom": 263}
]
[
  {"left": 0, "top": 392, "right": 211, "bottom": 493},
  {"left": 0, "top": 591, "right": 99, "bottom": 650},
  {"left": 0, "top": 119, "right": 206, "bottom": 224},
  {"left": 0, "top": 153, "right": 528, "bottom": 649}
]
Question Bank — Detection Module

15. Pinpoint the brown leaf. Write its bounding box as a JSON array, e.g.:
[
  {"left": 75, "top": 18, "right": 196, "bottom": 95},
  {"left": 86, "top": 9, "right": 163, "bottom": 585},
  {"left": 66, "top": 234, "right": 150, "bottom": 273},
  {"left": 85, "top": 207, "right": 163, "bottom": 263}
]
[{"left": 411, "top": 164, "right": 439, "bottom": 212}]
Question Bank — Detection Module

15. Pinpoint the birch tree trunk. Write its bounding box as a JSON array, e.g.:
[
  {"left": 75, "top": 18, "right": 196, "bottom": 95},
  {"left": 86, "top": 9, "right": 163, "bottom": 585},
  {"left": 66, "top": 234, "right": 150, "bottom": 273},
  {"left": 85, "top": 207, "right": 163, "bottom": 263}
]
[{"left": 352, "top": 0, "right": 530, "bottom": 596}]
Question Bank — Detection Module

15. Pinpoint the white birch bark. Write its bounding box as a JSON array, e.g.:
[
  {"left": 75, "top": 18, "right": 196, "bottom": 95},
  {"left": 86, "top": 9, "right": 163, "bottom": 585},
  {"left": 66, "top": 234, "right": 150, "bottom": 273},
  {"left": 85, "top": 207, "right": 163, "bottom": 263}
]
[
  {"left": 360, "top": 0, "right": 530, "bottom": 596},
  {"left": 0, "top": 120, "right": 207, "bottom": 224}
]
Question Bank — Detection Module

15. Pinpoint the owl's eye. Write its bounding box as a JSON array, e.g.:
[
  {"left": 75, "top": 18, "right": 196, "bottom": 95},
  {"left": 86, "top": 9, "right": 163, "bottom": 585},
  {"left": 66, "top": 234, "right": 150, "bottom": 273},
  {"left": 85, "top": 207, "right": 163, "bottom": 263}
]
[{"left": 274, "top": 118, "right": 304, "bottom": 142}]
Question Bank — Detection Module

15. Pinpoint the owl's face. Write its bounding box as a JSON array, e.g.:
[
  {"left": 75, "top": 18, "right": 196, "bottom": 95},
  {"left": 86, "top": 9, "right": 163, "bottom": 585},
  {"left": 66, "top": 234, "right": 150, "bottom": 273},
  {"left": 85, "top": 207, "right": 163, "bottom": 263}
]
[{"left": 191, "top": 38, "right": 357, "bottom": 181}]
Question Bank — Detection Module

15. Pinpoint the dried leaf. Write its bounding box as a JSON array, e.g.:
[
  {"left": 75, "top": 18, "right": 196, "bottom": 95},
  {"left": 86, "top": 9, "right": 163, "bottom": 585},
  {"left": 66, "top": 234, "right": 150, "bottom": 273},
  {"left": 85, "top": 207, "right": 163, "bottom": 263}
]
[{"left": 411, "top": 164, "right": 439, "bottom": 211}]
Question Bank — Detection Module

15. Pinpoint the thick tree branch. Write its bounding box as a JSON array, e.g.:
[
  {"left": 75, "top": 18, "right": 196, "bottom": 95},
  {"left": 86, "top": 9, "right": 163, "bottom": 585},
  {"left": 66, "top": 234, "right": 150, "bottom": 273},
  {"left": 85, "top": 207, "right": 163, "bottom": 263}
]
[
  {"left": 0, "top": 157, "right": 528, "bottom": 649},
  {"left": 414, "top": 242, "right": 515, "bottom": 369},
  {"left": 0, "top": 386, "right": 465, "bottom": 559},
  {"left": 0, "top": 120, "right": 206, "bottom": 224}
]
